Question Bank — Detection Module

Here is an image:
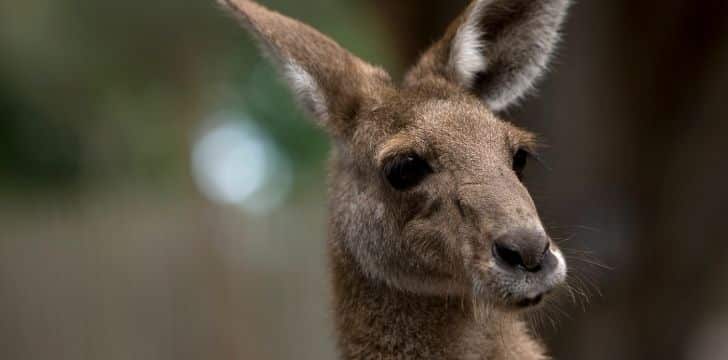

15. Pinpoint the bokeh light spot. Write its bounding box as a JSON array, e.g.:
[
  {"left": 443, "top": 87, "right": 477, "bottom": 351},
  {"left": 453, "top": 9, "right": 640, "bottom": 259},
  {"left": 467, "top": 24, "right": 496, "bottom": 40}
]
[{"left": 192, "top": 112, "right": 292, "bottom": 214}]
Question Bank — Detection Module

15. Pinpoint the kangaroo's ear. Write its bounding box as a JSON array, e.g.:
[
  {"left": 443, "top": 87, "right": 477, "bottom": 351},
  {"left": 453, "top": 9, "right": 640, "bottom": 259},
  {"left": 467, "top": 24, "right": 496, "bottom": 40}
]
[
  {"left": 219, "top": 0, "right": 391, "bottom": 137},
  {"left": 406, "top": 0, "right": 571, "bottom": 111}
]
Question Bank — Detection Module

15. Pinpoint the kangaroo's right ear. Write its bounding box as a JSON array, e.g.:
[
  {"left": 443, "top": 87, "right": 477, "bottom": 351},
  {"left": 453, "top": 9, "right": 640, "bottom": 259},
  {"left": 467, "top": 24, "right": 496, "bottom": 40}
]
[{"left": 218, "top": 0, "right": 391, "bottom": 137}]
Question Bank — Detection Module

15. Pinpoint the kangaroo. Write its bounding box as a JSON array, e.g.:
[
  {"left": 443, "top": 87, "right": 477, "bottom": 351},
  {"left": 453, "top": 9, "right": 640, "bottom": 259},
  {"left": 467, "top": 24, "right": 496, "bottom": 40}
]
[{"left": 218, "top": 0, "right": 572, "bottom": 358}]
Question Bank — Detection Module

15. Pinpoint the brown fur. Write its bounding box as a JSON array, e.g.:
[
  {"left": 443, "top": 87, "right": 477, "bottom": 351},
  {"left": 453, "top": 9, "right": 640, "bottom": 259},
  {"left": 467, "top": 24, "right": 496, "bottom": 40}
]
[{"left": 218, "top": 1, "right": 572, "bottom": 358}]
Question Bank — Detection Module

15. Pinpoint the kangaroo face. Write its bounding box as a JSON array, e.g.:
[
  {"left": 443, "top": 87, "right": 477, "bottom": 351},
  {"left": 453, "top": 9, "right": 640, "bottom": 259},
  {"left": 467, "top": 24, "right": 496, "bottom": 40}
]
[
  {"left": 220, "top": 0, "right": 572, "bottom": 309},
  {"left": 334, "top": 86, "right": 566, "bottom": 308}
]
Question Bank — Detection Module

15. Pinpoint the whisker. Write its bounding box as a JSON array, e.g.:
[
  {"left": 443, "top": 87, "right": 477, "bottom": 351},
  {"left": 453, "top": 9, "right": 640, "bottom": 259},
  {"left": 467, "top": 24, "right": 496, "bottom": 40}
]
[
  {"left": 566, "top": 256, "right": 614, "bottom": 271},
  {"left": 553, "top": 233, "right": 577, "bottom": 245},
  {"left": 565, "top": 277, "right": 592, "bottom": 311},
  {"left": 571, "top": 272, "right": 603, "bottom": 298}
]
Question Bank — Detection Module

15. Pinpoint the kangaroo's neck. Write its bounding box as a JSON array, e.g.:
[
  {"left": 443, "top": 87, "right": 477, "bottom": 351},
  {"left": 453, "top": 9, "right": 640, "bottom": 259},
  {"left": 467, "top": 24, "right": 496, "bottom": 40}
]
[{"left": 328, "top": 246, "right": 547, "bottom": 360}]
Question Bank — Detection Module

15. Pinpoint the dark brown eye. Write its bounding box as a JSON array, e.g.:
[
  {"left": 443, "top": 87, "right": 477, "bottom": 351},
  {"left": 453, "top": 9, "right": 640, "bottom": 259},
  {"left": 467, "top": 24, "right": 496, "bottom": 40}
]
[
  {"left": 384, "top": 154, "right": 432, "bottom": 191},
  {"left": 512, "top": 149, "right": 529, "bottom": 180}
]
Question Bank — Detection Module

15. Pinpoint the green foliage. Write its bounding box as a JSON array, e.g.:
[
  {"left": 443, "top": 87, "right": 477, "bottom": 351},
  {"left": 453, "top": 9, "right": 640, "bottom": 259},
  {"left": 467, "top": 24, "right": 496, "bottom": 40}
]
[{"left": 0, "top": 0, "right": 396, "bottom": 196}]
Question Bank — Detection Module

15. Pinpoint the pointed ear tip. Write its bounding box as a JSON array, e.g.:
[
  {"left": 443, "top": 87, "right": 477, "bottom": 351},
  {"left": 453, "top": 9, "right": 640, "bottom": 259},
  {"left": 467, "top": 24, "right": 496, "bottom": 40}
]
[
  {"left": 216, "top": 0, "right": 242, "bottom": 16},
  {"left": 216, "top": 0, "right": 236, "bottom": 10},
  {"left": 217, "top": 0, "right": 270, "bottom": 36},
  {"left": 217, "top": 0, "right": 259, "bottom": 16}
]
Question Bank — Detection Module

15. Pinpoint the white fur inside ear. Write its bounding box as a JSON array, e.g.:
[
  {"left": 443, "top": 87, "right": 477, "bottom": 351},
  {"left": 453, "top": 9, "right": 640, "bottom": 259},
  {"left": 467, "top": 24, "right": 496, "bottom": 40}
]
[
  {"left": 449, "top": 2, "right": 488, "bottom": 88},
  {"left": 284, "top": 62, "right": 329, "bottom": 122},
  {"left": 446, "top": 0, "right": 570, "bottom": 111}
]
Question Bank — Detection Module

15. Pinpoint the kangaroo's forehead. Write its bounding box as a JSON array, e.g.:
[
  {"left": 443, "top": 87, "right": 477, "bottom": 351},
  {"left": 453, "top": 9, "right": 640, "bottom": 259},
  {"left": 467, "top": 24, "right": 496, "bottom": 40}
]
[
  {"left": 359, "top": 94, "right": 535, "bottom": 169},
  {"left": 354, "top": 91, "right": 535, "bottom": 163},
  {"left": 410, "top": 98, "right": 498, "bottom": 131},
  {"left": 388, "top": 95, "right": 520, "bottom": 149}
]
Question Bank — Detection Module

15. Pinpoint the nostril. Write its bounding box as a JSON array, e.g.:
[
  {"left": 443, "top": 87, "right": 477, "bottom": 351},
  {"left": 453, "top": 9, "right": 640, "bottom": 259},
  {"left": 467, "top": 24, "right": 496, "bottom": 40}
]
[
  {"left": 526, "top": 262, "right": 542, "bottom": 273},
  {"left": 492, "top": 242, "right": 524, "bottom": 269},
  {"left": 493, "top": 241, "right": 548, "bottom": 273},
  {"left": 492, "top": 230, "right": 551, "bottom": 273}
]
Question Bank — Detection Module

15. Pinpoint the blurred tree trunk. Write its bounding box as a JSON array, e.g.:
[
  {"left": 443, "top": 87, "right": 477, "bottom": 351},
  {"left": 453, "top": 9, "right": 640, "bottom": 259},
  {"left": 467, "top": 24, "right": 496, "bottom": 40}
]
[
  {"left": 590, "top": 1, "right": 728, "bottom": 359},
  {"left": 369, "top": 0, "right": 728, "bottom": 359},
  {"left": 369, "top": 0, "right": 461, "bottom": 75}
]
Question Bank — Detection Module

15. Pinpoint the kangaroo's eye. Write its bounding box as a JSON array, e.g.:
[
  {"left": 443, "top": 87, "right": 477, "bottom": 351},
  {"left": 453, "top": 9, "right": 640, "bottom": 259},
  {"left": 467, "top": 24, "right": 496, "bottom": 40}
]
[
  {"left": 384, "top": 154, "right": 432, "bottom": 191},
  {"left": 512, "top": 149, "right": 529, "bottom": 181}
]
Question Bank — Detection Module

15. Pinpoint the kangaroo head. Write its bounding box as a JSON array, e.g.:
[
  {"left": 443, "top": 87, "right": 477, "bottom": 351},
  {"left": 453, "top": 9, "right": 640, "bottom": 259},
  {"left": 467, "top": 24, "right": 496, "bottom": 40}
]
[{"left": 220, "top": 0, "right": 571, "bottom": 309}]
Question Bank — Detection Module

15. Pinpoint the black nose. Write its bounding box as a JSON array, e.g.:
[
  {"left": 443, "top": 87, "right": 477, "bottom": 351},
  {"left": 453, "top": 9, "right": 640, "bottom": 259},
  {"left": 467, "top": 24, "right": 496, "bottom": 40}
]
[{"left": 492, "top": 229, "right": 552, "bottom": 273}]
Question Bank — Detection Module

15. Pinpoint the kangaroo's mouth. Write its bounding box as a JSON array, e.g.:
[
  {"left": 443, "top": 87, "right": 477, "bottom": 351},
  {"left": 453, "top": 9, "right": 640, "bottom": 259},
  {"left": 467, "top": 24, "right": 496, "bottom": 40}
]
[
  {"left": 515, "top": 293, "right": 544, "bottom": 308},
  {"left": 501, "top": 287, "right": 553, "bottom": 310}
]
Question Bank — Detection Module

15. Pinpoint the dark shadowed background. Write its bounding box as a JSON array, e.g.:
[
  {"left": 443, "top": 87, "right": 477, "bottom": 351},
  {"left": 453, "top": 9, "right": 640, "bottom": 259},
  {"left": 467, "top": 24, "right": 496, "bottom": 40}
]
[{"left": 1, "top": 0, "right": 728, "bottom": 359}]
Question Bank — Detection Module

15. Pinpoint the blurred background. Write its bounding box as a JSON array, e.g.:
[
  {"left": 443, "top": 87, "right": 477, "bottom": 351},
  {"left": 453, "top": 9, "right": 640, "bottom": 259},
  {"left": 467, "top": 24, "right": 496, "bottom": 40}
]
[{"left": 1, "top": 0, "right": 728, "bottom": 359}]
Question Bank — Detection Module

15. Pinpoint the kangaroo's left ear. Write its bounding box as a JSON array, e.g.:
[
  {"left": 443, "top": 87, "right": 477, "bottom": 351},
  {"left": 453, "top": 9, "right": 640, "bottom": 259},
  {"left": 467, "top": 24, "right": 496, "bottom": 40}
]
[
  {"left": 406, "top": 0, "right": 572, "bottom": 111},
  {"left": 218, "top": 0, "right": 392, "bottom": 138}
]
